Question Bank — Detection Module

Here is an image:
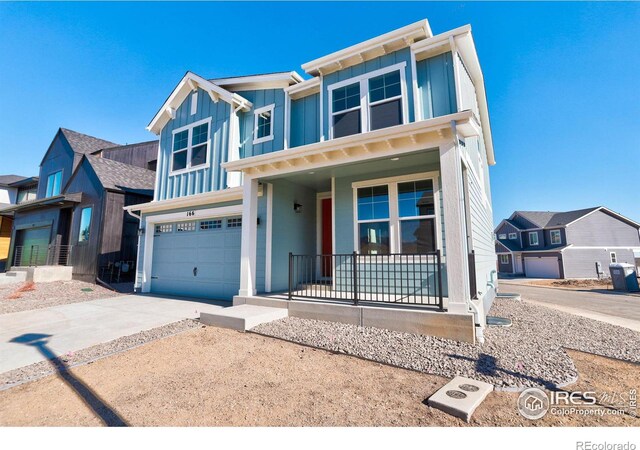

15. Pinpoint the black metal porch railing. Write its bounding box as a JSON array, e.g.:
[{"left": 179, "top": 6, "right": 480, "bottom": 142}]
[
  {"left": 288, "top": 251, "right": 443, "bottom": 309},
  {"left": 12, "top": 245, "right": 73, "bottom": 267}
]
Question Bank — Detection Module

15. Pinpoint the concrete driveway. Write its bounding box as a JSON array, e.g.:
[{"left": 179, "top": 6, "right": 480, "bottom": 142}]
[
  {"left": 0, "top": 294, "right": 227, "bottom": 374},
  {"left": 499, "top": 280, "right": 640, "bottom": 331}
]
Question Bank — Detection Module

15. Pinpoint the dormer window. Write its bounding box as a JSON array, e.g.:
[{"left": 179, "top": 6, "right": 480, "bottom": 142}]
[
  {"left": 508, "top": 232, "right": 517, "bottom": 240},
  {"left": 46, "top": 170, "right": 62, "bottom": 197},
  {"left": 253, "top": 104, "right": 275, "bottom": 145},
  {"left": 528, "top": 232, "right": 539, "bottom": 246},
  {"left": 550, "top": 229, "right": 561, "bottom": 245},
  {"left": 329, "top": 62, "right": 407, "bottom": 140},
  {"left": 171, "top": 118, "right": 210, "bottom": 173}
]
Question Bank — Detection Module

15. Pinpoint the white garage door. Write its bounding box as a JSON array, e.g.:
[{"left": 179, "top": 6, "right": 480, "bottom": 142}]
[{"left": 524, "top": 257, "right": 560, "bottom": 279}]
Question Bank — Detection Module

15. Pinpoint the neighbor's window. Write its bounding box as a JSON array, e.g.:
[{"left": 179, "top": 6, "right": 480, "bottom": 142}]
[
  {"left": 368, "top": 70, "right": 403, "bottom": 131},
  {"left": 171, "top": 119, "right": 210, "bottom": 172},
  {"left": 529, "top": 232, "right": 539, "bottom": 246},
  {"left": 78, "top": 207, "right": 92, "bottom": 243},
  {"left": 610, "top": 252, "right": 617, "bottom": 263},
  {"left": 355, "top": 177, "right": 437, "bottom": 255},
  {"left": 500, "top": 254, "right": 509, "bottom": 264},
  {"left": 253, "top": 104, "right": 275, "bottom": 144},
  {"left": 498, "top": 234, "right": 507, "bottom": 240},
  {"left": 331, "top": 82, "right": 361, "bottom": 139},
  {"left": 508, "top": 232, "right": 517, "bottom": 240},
  {"left": 398, "top": 179, "right": 436, "bottom": 253},
  {"left": 550, "top": 229, "right": 561, "bottom": 245},
  {"left": 46, "top": 171, "right": 62, "bottom": 197},
  {"left": 227, "top": 217, "right": 242, "bottom": 228}
]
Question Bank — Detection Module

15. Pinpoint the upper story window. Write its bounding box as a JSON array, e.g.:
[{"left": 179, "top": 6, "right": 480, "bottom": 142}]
[
  {"left": 45, "top": 171, "right": 62, "bottom": 197},
  {"left": 17, "top": 187, "right": 37, "bottom": 204},
  {"left": 354, "top": 175, "right": 437, "bottom": 255},
  {"left": 498, "top": 234, "right": 506, "bottom": 240},
  {"left": 253, "top": 104, "right": 275, "bottom": 145},
  {"left": 508, "top": 232, "right": 517, "bottom": 240},
  {"left": 171, "top": 118, "right": 210, "bottom": 173},
  {"left": 329, "top": 62, "right": 407, "bottom": 140},
  {"left": 528, "top": 232, "right": 539, "bottom": 246},
  {"left": 610, "top": 252, "right": 617, "bottom": 263},
  {"left": 550, "top": 229, "right": 561, "bottom": 245},
  {"left": 78, "top": 206, "right": 92, "bottom": 243}
]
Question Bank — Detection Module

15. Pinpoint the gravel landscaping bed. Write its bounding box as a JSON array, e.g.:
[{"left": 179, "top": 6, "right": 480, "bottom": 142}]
[
  {"left": 253, "top": 298, "right": 640, "bottom": 390},
  {"left": 0, "top": 319, "right": 201, "bottom": 389},
  {"left": 0, "top": 280, "right": 120, "bottom": 315}
]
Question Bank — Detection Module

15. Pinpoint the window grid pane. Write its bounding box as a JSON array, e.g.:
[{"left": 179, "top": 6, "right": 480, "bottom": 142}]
[
  {"left": 172, "top": 150, "right": 187, "bottom": 171},
  {"left": 400, "top": 218, "right": 435, "bottom": 253},
  {"left": 200, "top": 219, "right": 222, "bottom": 230},
  {"left": 398, "top": 180, "right": 434, "bottom": 217},
  {"left": 359, "top": 222, "right": 390, "bottom": 255},
  {"left": 357, "top": 185, "right": 389, "bottom": 220},
  {"left": 155, "top": 224, "right": 173, "bottom": 233},
  {"left": 192, "top": 123, "right": 208, "bottom": 146},
  {"left": 173, "top": 130, "right": 188, "bottom": 151},
  {"left": 332, "top": 83, "right": 360, "bottom": 113},
  {"left": 176, "top": 221, "right": 196, "bottom": 232},
  {"left": 227, "top": 218, "right": 242, "bottom": 228},
  {"left": 191, "top": 144, "right": 207, "bottom": 167},
  {"left": 257, "top": 112, "right": 271, "bottom": 139}
]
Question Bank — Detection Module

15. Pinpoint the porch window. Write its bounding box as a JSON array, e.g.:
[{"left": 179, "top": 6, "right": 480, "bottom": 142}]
[
  {"left": 398, "top": 180, "right": 436, "bottom": 253},
  {"left": 171, "top": 119, "right": 210, "bottom": 173},
  {"left": 357, "top": 186, "right": 390, "bottom": 254},
  {"left": 550, "top": 229, "right": 561, "bottom": 245},
  {"left": 331, "top": 83, "right": 361, "bottom": 139},
  {"left": 78, "top": 206, "right": 92, "bottom": 243},
  {"left": 355, "top": 175, "right": 438, "bottom": 255},
  {"left": 253, "top": 104, "right": 275, "bottom": 144},
  {"left": 46, "top": 170, "right": 62, "bottom": 197},
  {"left": 528, "top": 232, "right": 539, "bottom": 246}
]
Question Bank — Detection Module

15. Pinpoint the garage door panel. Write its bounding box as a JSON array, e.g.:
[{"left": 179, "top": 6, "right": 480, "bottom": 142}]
[
  {"left": 151, "top": 217, "right": 242, "bottom": 300},
  {"left": 524, "top": 257, "right": 560, "bottom": 279}
]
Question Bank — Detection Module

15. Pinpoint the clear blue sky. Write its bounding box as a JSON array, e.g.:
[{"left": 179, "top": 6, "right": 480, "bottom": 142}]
[{"left": 1, "top": 2, "right": 639, "bottom": 225}]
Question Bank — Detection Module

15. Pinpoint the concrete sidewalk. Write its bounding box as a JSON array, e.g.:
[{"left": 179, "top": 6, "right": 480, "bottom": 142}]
[
  {"left": 499, "top": 281, "right": 640, "bottom": 332},
  {"left": 0, "top": 294, "right": 227, "bottom": 373}
]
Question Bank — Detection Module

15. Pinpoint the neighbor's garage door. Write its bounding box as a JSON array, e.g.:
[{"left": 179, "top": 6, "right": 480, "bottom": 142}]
[
  {"left": 150, "top": 216, "right": 242, "bottom": 300},
  {"left": 524, "top": 256, "right": 560, "bottom": 279},
  {"left": 16, "top": 226, "right": 51, "bottom": 266}
]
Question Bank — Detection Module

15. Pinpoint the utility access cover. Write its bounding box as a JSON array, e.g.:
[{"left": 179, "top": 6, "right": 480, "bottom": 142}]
[{"left": 427, "top": 376, "right": 494, "bottom": 422}]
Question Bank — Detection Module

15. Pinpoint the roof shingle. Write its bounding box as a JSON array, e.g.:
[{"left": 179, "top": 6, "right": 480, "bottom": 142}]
[
  {"left": 84, "top": 155, "right": 155, "bottom": 195},
  {"left": 60, "top": 128, "right": 119, "bottom": 155}
]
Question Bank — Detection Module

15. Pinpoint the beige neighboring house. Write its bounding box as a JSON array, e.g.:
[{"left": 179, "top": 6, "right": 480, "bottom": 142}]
[{"left": 0, "top": 175, "right": 38, "bottom": 271}]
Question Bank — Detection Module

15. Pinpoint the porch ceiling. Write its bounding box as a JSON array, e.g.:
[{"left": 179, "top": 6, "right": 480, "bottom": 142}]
[
  {"left": 222, "top": 110, "right": 479, "bottom": 180},
  {"left": 264, "top": 150, "right": 440, "bottom": 191}
]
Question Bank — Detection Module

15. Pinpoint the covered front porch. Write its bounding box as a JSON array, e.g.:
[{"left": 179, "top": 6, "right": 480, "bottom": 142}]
[{"left": 224, "top": 113, "right": 483, "bottom": 341}]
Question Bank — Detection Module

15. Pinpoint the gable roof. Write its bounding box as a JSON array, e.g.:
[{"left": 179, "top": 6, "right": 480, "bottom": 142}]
[
  {"left": 84, "top": 155, "right": 156, "bottom": 196},
  {"left": 512, "top": 207, "right": 600, "bottom": 229},
  {"left": 0, "top": 175, "right": 28, "bottom": 187},
  {"left": 60, "top": 128, "right": 119, "bottom": 155},
  {"left": 147, "top": 71, "right": 252, "bottom": 135}
]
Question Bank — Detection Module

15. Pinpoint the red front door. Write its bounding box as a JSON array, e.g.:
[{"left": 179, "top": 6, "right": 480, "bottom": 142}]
[{"left": 321, "top": 198, "right": 332, "bottom": 277}]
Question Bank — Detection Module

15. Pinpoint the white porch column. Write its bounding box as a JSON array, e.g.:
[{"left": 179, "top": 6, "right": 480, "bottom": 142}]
[
  {"left": 239, "top": 176, "right": 259, "bottom": 297},
  {"left": 439, "top": 138, "right": 471, "bottom": 314}
]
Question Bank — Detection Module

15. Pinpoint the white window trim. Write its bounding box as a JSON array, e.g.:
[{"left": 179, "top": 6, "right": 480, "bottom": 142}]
[
  {"left": 550, "top": 229, "right": 561, "bottom": 245},
  {"left": 529, "top": 232, "right": 539, "bottom": 246},
  {"left": 500, "top": 254, "right": 509, "bottom": 264},
  {"left": 351, "top": 171, "right": 441, "bottom": 254},
  {"left": 327, "top": 62, "right": 408, "bottom": 140},
  {"left": 170, "top": 117, "right": 212, "bottom": 175},
  {"left": 610, "top": 252, "right": 617, "bottom": 263},
  {"left": 498, "top": 234, "right": 506, "bottom": 240},
  {"left": 253, "top": 104, "right": 275, "bottom": 145},
  {"left": 508, "top": 232, "right": 517, "bottom": 240}
]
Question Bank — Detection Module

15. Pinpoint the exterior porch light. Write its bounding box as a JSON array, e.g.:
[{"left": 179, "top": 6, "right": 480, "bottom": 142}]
[{"left": 293, "top": 202, "right": 303, "bottom": 214}]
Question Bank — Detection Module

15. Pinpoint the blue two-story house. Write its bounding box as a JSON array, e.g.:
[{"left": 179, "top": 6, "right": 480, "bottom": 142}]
[{"left": 126, "top": 20, "right": 497, "bottom": 343}]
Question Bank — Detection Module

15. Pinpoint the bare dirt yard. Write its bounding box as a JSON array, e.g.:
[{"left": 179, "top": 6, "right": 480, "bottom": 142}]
[
  {"left": 0, "top": 326, "right": 637, "bottom": 427},
  {"left": 528, "top": 278, "right": 614, "bottom": 290},
  {"left": 0, "top": 280, "right": 119, "bottom": 315}
]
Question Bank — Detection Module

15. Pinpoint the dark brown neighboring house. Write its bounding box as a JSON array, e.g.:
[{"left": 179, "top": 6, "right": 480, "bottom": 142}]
[{"left": 0, "top": 128, "right": 158, "bottom": 283}]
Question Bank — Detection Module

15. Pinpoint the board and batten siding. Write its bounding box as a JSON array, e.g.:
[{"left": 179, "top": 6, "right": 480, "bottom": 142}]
[
  {"left": 415, "top": 51, "right": 457, "bottom": 121},
  {"left": 156, "top": 87, "right": 231, "bottom": 201},
  {"left": 238, "top": 89, "right": 286, "bottom": 158},
  {"left": 566, "top": 210, "right": 640, "bottom": 247},
  {"left": 321, "top": 48, "right": 416, "bottom": 139},
  {"left": 290, "top": 93, "right": 321, "bottom": 148},
  {"left": 37, "top": 134, "right": 76, "bottom": 199}
]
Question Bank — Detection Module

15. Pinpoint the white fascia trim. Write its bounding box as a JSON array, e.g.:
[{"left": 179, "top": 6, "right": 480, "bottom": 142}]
[
  {"left": 301, "top": 19, "right": 432, "bottom": 76},
  {"left": 213, "top": 72, "right": 304, "bottom": 88},
  {"left": 565, "top": 206, "right": 640, "bottom": 229},
  {"left": 412, "top": 25, "right": 495, "bottom": 166},
  {"left": 564, "top": 246, "right": 640, "bottom": 250},
  {"left": 147, "top": 72, "right": 252, "bottom": 135},
  {"left": 494, "top": 218, "right": 524, "bottom": 233},
  {"left": 222, "top": 110, "right": 476, "bottom": 173},
  {"left": 123, "top": 186, "right": 246, "bottom": 215},
  {"left": 285, "top": 77, "right": 321, "bottom": 100}
]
